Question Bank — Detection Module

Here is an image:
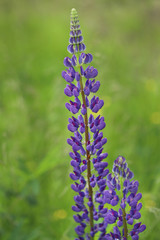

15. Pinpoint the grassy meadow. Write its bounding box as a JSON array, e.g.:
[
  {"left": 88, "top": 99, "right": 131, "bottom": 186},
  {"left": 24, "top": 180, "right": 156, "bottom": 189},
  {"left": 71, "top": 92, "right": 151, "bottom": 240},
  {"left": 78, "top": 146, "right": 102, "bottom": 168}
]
[{"left": 0, "top": 0, "right": 160, "bottom": 239}]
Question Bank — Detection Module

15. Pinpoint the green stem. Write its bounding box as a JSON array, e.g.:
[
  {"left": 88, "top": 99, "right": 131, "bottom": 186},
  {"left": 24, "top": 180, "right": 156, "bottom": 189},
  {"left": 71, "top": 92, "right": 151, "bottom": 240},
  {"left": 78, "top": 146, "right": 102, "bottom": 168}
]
[
  {"left": 79, "top": 74, "right": 94, "bottom": 239},
  {"left": 122, "top": 208, "right": 128, "bottom": 239},
  {"left": 120, "top": 175, "right": 128, "bottom": 239}
]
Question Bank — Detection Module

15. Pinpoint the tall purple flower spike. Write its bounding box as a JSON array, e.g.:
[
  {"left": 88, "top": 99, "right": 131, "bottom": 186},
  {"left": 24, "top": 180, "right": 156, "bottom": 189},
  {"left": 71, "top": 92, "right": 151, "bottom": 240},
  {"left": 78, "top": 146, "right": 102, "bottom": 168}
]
[{"left": 62, "top": 8, "right": 146, "bottom": 240}]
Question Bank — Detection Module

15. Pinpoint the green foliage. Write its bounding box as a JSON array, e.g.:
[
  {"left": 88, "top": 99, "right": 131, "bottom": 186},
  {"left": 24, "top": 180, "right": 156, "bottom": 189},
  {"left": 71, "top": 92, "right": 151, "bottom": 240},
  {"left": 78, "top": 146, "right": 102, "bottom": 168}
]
[{"left": 0, "top": 0, "right": 160, "bottom": 239}]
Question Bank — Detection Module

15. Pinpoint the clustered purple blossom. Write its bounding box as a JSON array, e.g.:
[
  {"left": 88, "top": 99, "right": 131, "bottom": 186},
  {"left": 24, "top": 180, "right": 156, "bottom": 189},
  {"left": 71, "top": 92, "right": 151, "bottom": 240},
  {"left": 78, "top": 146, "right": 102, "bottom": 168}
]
[
  {"left": 101, "top": 156, "right": 146, "bottom": 240},
  {"left": 62, "top": 8, "right": 146, "bottom": 240}
]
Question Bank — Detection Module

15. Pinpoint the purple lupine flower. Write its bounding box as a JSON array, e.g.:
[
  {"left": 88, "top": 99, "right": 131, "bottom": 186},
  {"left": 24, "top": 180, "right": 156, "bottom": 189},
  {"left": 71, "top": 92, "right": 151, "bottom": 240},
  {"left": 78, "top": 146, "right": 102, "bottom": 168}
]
[
  {"left": 102, "top": 156, "right": 146, "bottom": 239},
  {"left": 63, "top": 8, "right": 146, "bottom": 240},
  {"left": 63, "top": 8, "right": 109, "bottom": 239}
]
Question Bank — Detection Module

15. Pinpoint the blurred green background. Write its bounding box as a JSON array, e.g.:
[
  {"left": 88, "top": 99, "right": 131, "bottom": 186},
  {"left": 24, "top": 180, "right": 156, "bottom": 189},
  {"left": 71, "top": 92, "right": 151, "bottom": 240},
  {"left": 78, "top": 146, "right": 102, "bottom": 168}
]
[{"left": 0, "top": 0, "right": 160, "bottom": 239}]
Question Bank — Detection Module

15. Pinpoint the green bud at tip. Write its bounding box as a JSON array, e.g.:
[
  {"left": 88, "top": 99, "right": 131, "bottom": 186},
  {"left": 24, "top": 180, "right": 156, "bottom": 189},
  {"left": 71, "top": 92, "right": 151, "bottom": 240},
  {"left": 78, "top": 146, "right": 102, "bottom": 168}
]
[{"left": 71, "top": 8, "right": 78, "bottom": 18}]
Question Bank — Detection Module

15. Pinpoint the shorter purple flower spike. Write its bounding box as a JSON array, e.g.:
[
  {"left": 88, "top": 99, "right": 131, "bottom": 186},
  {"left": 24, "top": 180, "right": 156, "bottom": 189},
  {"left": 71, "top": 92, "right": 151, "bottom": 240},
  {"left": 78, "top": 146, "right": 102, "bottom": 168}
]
[{"left": 102, "top": 156, "right": 146, "bottom": 239}]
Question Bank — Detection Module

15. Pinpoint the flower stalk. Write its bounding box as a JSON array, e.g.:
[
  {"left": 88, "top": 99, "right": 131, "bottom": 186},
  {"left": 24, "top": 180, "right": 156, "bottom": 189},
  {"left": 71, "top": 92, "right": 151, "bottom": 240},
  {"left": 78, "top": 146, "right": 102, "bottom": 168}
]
[
  {"left": 79, "top": 75, "right": 94, "bottom": 236},
  {"left": 122, "top": 208, "right": 128, "bottom": 239}
]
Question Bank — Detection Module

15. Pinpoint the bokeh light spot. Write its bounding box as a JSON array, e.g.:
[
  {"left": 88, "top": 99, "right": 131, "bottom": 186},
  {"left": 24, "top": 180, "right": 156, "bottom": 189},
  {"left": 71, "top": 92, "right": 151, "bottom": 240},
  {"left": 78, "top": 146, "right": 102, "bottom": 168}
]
[
  {"left": 143, "top": 193, "right": 156, "bottom": 209},
  {"left": 102, "top": 96, "right": 111, "bottom": 108},
  {"left": 145, "top": 79, "right": 157, "bottom": 92},
  {"left": 150, "top": 112, "right": 160, "bottom": 124},
  {"left": 53, "top": 209, "right": 67, "bottom": 220}
]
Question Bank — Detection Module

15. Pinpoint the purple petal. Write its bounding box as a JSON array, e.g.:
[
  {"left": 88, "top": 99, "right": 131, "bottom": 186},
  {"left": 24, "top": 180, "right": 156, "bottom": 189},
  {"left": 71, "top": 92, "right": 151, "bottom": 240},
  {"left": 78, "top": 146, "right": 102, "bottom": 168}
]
[
  {"left": 91, "top": 81, "right": 100, "bottom": 93},
  {"left": 71, "top": 184, "right": 79, "bottom": 192},
  {"left": 133, "top": 212, "right": 141, "bottom": 219},
  {"left": 64, "top": 57, "right": 72, "bottom": 67},
  {"left": 98, "top": 99, "right": 104, "bottom": 109},
  {"left": 73, "top": 89, "right": 79, "bottom": 97},
  {"left": 68, "top": 124, "right": 77, "bottom": 132},
  {"left": 81, "top": 104, "right": 87, "bottom": 115},
  {"left": 85, "top": 96, "right": 89, "bottom": 107},
  {"left": 62, "top": 71, "right": 66, "bottom": 79},
  {"left": 67, "top": 44, "right": 74, "bottom": 54},
  {"left": 64, "top": 87, "right": 72, "bottom": 97},
  {"left": 75, "top": 72, "right": 80, "bottom": 81},
  {"left": 92, "top": 105, "right": 99, "bottom": 113},
  {"left": 72, "top": 55, "right": 77, "bottom": 66},
  {"left": 98, "top": 121, "right": 106, "bottom": 130},
  {"left": 67, "top": 138, "right": 73, "bottom": 146},
  {"left": 138, "top": 224, "right": 146, "bottom": 233},
  {"left": 84, "top": 87, "right": 90, "bottom": 96},
  {"left": 72, "top": 205, "right": 81, "bottom": 212},
  {"left": 70, "top": 173, "right": 79, "bottom": 180},
  {"left": 73, "top": 214, "right": 83, "bottom": 223},
  {"left": 127, "top": 217, "right": 134, "bottom": 225}
]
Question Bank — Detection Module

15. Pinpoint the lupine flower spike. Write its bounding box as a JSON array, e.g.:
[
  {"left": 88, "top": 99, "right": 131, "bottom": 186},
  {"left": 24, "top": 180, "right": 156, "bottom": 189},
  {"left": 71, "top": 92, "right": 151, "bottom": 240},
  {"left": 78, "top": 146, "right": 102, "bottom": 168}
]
[
  {"left": 103, "top": 156, "right": 146, "bottom": 239},
  {"left": 62, "top": 8, "right": 146, "bottom": 240}
]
